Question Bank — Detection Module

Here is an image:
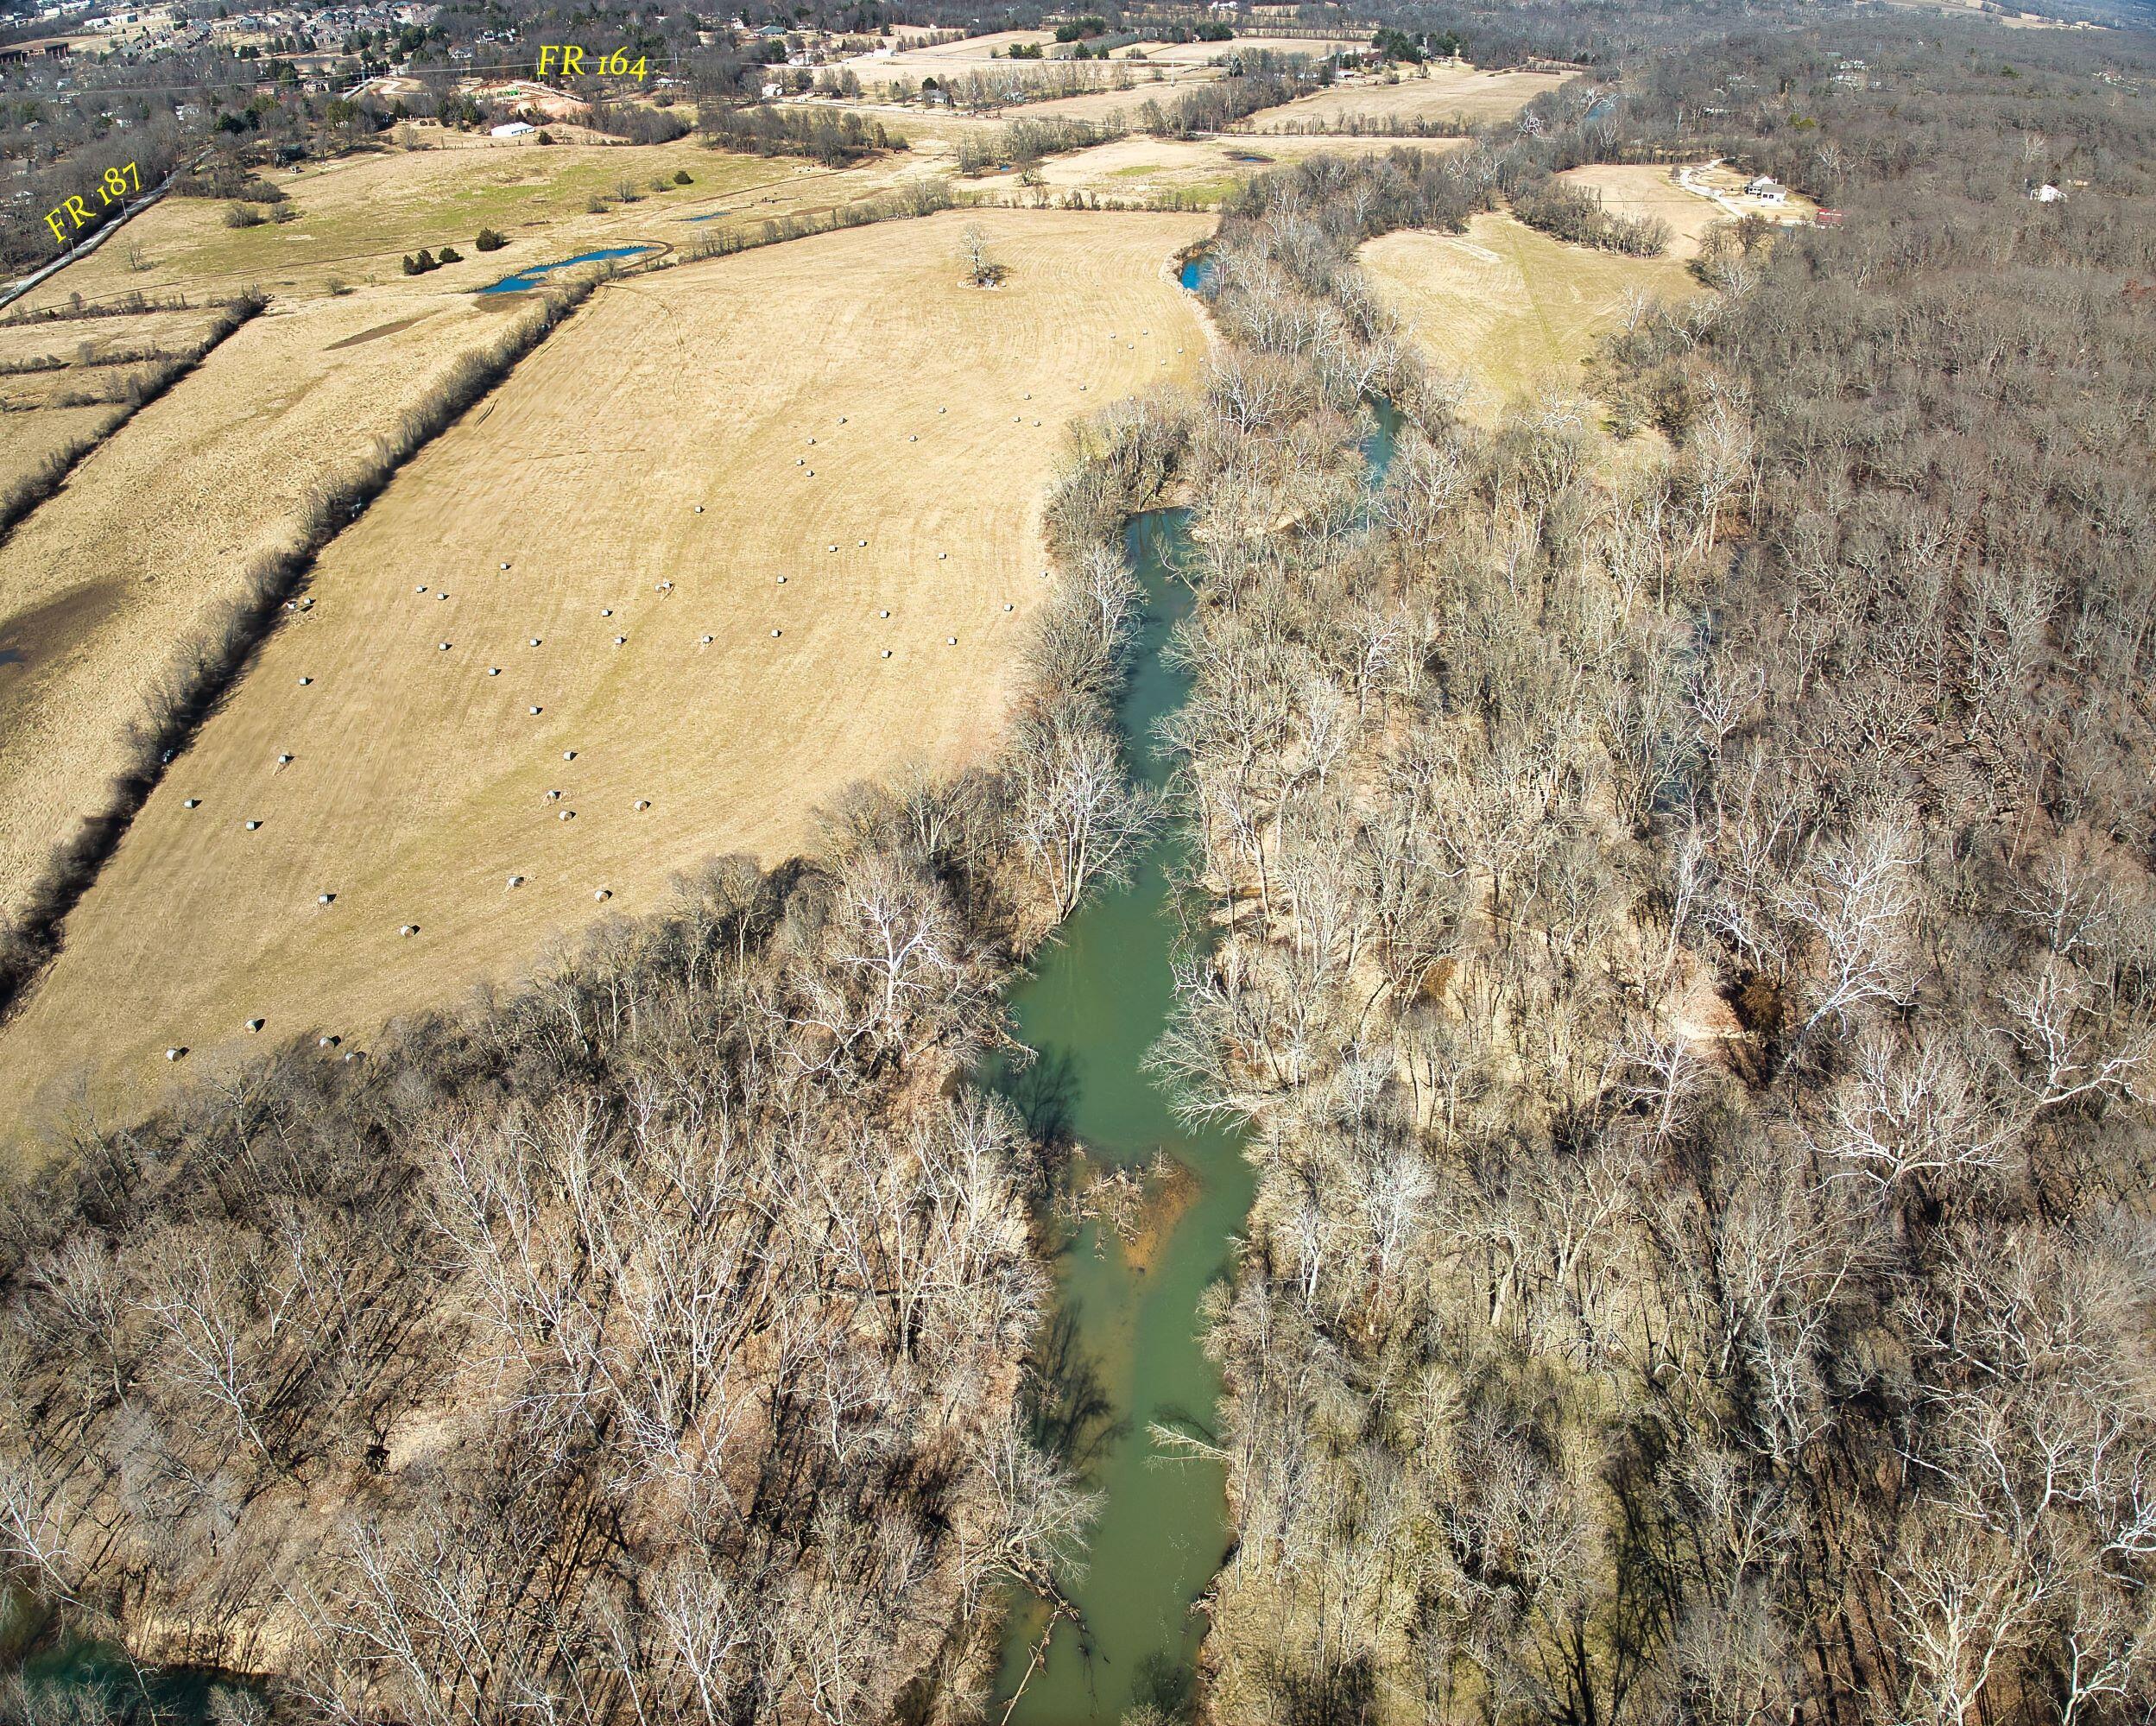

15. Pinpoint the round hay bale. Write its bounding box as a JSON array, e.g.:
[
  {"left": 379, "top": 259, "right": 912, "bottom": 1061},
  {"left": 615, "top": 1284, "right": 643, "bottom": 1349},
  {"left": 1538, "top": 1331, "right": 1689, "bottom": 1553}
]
[
  {"left": 634, "top": 799, "right": 649, "bottom": 810},
  {"left": 299, "top": 676, "right": 313, "bottom": 686},
  {"left": 246, "top": 1019, "right": 263, "bottom": 1033},
  {"left": 528, "top": 705, "right": 542, "bottom": 715},
  {"left": 858, "top": 540, "right": 867, "bottom": 547},
  {"left": 400, "top": 925, "right": 417, "bottom": 936},
  {"left": 184, "top": 798, "right": 199, "bottom": 809},
  {"left": 563, "top": 749, "right": 576, "bottom": 761},
  {"left": 1004, "top": 603, "right": 1015, "bottom": 611},
  {"left": 882, "top": 648, "right": 892, "bottom": 659},
  {"left": 829, "top": 544, "right": 838, "bottom": 553},
  {"left": 499, "top": 562, "right": 510, "bottom": 571},
  {"left": 165, "top": 1047, "right": 183, "bottom": 1061},
  {"left": 694, "top": 505, "right": 704, "bottom": 514},
  {"left": 938, "top": 552, "right": 948, "bottom": 560},
  {"left": 771, "top": 629, "right": 782, "bottom": 637},
  {"left": 317, "top": 892, "right": 334, "bottom": 904},
  {"left": 277, "top": 752, "right": 293, "bottom": 764},
  {"left": 439, "top": 642, "right": 452, "bottom": 650},
  {"left": 908, "top": 434, "right": 917, "bottom": 442},
  {"left": 614, "top": 635, "right": 627, "bottom": 646},
  {"left": 507, "top": 875, "right": 524, "bottom": 888},
  {"left": 318, "top": 1034, "right": 338, "bottom": 1047},
  {"left": 602, "top": 608, "right": 614, "bottom": 616},
  {"left": 489, "top": 667, "right": 501, "bottom": 676},
  {"left": 559, "top": 810, "right": 573, "bottom": 821},
  {"left": 528, "top": 637, "right": 541, "bottom": 647},
  {"left": 947, "top": 636, "right": 958, "bottom": 646},
  {"left": 594, "top": 888, "right": 611, "bottom": 901},
  {"left": 416, "top": 585, "right": 427, "bottom": 593},
  {"left": 807, "top": 436, "right": 816, "bottom": 445},
  {"left": 244, "top": 819, "right": 262, "bottom": 830},
  {"left": 776, "top": 576, "right": 787, "bottom": 585},
  {"left": 701, "top": 634, "right": 714, "bottom": 644},
  {"left": 880, "top": 609, "right": 890, "bottom": 618}
]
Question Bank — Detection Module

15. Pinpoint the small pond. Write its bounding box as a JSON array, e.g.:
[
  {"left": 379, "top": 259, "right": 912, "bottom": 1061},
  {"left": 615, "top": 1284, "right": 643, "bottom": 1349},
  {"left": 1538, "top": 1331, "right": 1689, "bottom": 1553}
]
[{"left": 477, "top": 246, "right": 656, "bottom": 294}]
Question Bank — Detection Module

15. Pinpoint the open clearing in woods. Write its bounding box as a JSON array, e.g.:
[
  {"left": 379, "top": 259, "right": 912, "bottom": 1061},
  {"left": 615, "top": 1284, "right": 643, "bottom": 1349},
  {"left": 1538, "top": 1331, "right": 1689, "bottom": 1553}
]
[
  {"left": 0, "top": 281, "right": 554, "bottom": 933},
  {"left": 1360, "top": 211, "right": 1697, "bottom": 419},
  {"left": 1555, "top": 162, "right": 1736, "bottom": 261},
  {"left": 1241, "top": 65, "right": 1571, "bottom": 133},
  {"left": 0, "top": 209, "right": 1210, "bottom": 1148}
]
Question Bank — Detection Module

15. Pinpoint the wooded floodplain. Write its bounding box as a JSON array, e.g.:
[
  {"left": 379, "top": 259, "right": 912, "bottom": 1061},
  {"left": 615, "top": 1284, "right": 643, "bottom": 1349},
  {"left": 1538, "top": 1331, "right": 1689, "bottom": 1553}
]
[
  {"left": 1153, "top": 21, "right": 2156, "bottom": 1726},
  {"left": 6, "top": 3, "right": 2156, "bottom": 1724}
]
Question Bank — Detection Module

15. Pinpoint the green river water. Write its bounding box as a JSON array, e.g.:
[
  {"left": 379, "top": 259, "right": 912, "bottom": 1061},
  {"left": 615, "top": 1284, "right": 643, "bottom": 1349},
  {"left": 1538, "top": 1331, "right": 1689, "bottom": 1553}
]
[{"left": 992, "top": 402, "right": 1397, "bottom": 1726}]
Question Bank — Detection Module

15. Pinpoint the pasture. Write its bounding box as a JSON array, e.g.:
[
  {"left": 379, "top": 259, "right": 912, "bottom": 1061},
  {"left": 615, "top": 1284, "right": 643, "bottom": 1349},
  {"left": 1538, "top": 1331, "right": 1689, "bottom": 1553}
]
[
  {"left": 0, "top": 209, "right": 1211, "bottom": 1144},
  {"left": 1241, "top": 65, "right": 1571, "bottom": 133},
  {"left": 9, "top": 141, "right": 869, "bottom": 312},
  {"left": 1359, "top": 211, "right": 1696, "bottom": 419},
  {"left": 0, "top": 281, "right": 555, "bottom": 934},
  {"left": 1556, "top": 162, "right": 1734, "bottom": 259}
]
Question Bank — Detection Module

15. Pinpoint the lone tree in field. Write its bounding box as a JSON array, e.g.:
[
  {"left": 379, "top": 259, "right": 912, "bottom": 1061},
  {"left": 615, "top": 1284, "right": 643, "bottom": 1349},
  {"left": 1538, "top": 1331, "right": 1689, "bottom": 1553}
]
[{"left": 961, "top": 224, "right": 1006, "bottom": 287}]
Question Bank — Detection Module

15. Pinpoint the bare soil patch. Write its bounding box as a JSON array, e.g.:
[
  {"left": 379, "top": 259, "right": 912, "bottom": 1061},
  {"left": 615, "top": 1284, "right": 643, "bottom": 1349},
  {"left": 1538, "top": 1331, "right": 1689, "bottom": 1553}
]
[{"left": 322, "top": 312, "right": 437, "bottom": 351}]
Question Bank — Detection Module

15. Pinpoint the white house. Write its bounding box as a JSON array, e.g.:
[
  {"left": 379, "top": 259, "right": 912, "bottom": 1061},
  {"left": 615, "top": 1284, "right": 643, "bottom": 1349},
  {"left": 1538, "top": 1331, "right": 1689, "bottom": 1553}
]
[
  {"left": 490, "top": 119, "right": 534, "bottom": 137},
  {"left": 1745, "top": 174, "right": 1787, "bottom": 205}
]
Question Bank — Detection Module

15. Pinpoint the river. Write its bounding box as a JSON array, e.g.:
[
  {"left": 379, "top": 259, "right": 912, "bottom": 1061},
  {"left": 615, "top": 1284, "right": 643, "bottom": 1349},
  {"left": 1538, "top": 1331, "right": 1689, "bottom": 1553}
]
[{"left": 991, "top": 400, "right": 1399, "bottom": 1725}]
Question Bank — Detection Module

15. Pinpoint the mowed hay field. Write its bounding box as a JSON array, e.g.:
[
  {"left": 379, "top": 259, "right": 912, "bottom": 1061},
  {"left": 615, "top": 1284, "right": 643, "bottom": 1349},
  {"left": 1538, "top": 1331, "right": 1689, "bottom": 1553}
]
[
  {"left": 1556, "top": 163, "right": 1731, "bottom": 261},
  {"left": 1242, "top": 66, "right": 1571, "bottom": 133},
  {"left": 0, "top": 281, "right": 554, "bottom": 932},
  {"left": 0, "top": 210, "right": 1210, "bottom": 1143},
  {"left": 1359, "top": 212, "right": 1697, "bottom": 419},
  {"left": 958, "top": 134, "right": 1295, "bottom": 205}
]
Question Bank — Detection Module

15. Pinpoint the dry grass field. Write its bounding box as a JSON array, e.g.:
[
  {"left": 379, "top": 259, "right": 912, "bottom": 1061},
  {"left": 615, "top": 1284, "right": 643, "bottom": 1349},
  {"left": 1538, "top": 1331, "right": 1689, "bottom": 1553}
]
[
  {"left": 952, "top": 130, "right": 1427, "bottom": 206},
  {"left": 0, "top": 301, "right": 234, "bottom": 530},
  {"left": 0, "top": 209, "right": 1211, "bottom": 1148},
  {"left": 997, "top": 74, "right": 1223, "bottom": 123},
  {"left": 1555, "top": 163, "right": 1733, "bottom": 260},
  {"left": 1129, "top": 35, "right": 1365, "bottom": 63},
  {"left": 0, "top": 281, "right": 555, "bottom": 934},
  {"left": 0, "top": 305, "right": 225, "bottom": 366},
  {"left": 957, "top": 133, "right": 1287, "bottom": 205},
  {"left": 1359, "top": 211, "right": 1697, "bottom": 418},
  {"left": 1241, "top": 65, "right": 1571, "bottom": 133},
  {"left": 9, "top": 141, "right": 885, "bottom": 313},
  {"left": 0, "top": 404, "right": 115, "bottom": 495}
]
